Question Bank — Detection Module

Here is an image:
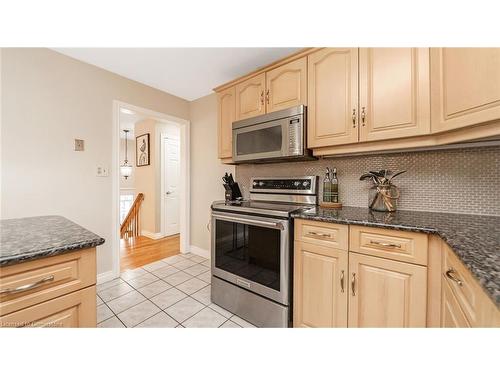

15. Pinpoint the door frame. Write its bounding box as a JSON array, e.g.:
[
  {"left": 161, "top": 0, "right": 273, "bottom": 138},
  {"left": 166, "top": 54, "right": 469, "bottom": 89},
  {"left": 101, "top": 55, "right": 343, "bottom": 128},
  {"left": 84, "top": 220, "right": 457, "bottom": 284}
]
[
  {"left": 112, "top": 100, "right": 190, "bottom": 280},
  {"left": 160, "top": 131, "right": 181, "bottom": 237}
]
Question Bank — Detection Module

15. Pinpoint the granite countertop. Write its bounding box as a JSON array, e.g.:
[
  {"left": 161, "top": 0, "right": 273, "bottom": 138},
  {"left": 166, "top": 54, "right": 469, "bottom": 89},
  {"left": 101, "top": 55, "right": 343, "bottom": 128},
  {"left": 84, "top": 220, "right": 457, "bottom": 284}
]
[
  {"left": 292, "top": 206, "right": 500, "bottom": 306},
  {"left": 0, "top": 215, "right": 105, "bottom": 266}
]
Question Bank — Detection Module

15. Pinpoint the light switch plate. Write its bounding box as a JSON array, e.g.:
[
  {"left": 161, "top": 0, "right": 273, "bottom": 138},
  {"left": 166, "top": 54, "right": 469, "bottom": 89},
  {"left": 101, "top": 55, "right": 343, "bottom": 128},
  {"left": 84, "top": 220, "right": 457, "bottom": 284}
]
[
  {"left": 74, "top": 139, "right": 84, "bottom": 151},
  {"left": 96, "top": 166, "right": 109, "bottom": 177}
]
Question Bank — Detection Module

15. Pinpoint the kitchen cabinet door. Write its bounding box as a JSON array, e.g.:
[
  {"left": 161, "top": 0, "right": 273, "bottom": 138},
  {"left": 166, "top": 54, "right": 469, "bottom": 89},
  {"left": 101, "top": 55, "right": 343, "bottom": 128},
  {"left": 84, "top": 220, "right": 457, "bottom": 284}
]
[
  {"left": 348, "top": 253, "right": 427, "bottom": 328},
  {"left": 441, "top": 278, "right": 471, "bottom": 328},
  {"left": 266, "top": 57, "right": 307, "bottom": 113},
  {"left": 294, "top": 241, "right": 348, "bottom": 328},
  {"left": 431, "top": 48, "right": 500, "bottom": 133},
  {"left": 359, "top": 48, "right": 430, "bottom": 142},
  {"left": 235, "top": 73, "right": 266, "bottom": 121},
  {"left": 217, "top": 86, "right": 235, "bottom": 160},
  {"left": 307, "top": 48, "right": 359, "bottom": 148}
]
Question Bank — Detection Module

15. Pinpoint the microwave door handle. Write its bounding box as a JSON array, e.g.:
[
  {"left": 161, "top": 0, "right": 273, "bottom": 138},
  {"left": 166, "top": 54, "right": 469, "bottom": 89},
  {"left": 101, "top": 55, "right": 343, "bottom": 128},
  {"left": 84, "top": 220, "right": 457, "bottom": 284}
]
[{"left": 212, "top": 214, "right": 285, "bottom": 230}]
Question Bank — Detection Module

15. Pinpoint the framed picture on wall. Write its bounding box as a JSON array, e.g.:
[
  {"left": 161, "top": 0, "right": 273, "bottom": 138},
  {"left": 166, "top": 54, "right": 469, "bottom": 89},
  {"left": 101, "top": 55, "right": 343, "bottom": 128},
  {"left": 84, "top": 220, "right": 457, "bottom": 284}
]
[{"left": 136, "top": 133, "right": 150, "bottom": 167}]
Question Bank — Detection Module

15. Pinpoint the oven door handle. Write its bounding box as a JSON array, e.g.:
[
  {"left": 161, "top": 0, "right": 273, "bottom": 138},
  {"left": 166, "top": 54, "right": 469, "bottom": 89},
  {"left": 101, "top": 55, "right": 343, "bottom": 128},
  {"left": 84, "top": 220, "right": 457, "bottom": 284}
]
[{"left": 212, "top": 214, "right": 285, "bottom": 230}]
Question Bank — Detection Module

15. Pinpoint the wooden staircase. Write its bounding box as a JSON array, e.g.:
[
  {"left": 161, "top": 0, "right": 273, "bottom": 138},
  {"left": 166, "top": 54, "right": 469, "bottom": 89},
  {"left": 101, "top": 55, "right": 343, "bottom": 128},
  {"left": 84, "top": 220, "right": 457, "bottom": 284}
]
[{"left": 120, "top": 193, "right": 144, "bottom": 239}]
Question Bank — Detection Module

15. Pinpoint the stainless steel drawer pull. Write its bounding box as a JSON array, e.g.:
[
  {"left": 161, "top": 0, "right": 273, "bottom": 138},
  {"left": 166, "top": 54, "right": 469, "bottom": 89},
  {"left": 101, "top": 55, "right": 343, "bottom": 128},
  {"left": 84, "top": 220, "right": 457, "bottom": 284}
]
[
  {"left": 308, "top": 231, "right": 332, "bottom": 238},
  {"left": 351, "top": 273, "right": 356, "bottom": 296},
  {"left": 0, "top": 275, "right": 55, "bottom": 295},
  {"left": 340, "top": 270, "right": 345, "bottom": 293},
  {"left": 369, "top": 240, "right": 401, "bottom": 248},
  {"left": 445, "top": 268, "right": 463, "bottom": 286}
]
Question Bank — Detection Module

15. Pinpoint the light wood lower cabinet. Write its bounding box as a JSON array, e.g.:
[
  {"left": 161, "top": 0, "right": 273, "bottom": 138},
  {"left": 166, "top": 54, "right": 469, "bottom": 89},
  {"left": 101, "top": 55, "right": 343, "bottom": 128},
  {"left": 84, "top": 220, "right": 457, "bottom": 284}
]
[
  {"left": 441, "top": 277, "right": 471, "bottom": 328},
  {"left": 293, "top": 241, "right": 348, "bottom": 328},
  {"left": 348, "top": 252, "right": 427, "bottom": 327}
]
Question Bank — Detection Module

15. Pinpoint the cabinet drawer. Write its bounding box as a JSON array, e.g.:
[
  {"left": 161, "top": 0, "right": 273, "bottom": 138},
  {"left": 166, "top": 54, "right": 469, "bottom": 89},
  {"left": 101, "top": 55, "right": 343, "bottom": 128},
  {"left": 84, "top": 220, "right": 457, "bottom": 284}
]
[
  {"left": 294, "top": 220, "right": 348, "bottom": 250},
  {"left": 350, "top": 226, "right": 428, "bottom": 265},
  {"left": 442, "top": 244, "right": 481, "bottom": 326},
  {"left": 0, "top": 248, "right": 96, "bottom": 316},
  {"left": 0, "top": 285, "right": 96, "bottom": 328}
]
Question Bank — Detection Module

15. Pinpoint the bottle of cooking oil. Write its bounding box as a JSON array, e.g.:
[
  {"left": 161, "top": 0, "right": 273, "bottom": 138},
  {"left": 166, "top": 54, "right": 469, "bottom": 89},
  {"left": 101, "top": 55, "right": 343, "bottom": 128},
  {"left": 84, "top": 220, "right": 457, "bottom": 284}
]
[
  {"left": 323, "top": 167, "right": 332, "bottom": 203},
  {"left": 331, "top": 167, "right": 339, "bottom": 203}
]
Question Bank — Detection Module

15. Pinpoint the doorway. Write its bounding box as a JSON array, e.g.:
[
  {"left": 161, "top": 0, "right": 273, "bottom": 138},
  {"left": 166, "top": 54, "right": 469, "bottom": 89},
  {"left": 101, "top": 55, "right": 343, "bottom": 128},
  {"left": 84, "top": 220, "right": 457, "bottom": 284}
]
[{"left": 111, "top": 101, "right": 190, "bottom": 280}]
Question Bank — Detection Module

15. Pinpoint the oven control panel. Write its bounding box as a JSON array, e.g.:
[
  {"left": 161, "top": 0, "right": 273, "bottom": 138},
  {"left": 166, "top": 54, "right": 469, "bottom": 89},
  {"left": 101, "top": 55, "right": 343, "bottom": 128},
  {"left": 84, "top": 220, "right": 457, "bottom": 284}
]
[{"left": 250, "top": 176, "right": 317, "bottom": 194}]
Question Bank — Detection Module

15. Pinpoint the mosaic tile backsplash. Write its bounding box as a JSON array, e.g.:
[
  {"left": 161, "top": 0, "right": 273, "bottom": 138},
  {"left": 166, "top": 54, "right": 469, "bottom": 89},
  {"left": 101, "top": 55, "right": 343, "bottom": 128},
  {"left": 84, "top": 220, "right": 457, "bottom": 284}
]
[{"left": 235, "top": 146, "right": 500, "bottom": 216}]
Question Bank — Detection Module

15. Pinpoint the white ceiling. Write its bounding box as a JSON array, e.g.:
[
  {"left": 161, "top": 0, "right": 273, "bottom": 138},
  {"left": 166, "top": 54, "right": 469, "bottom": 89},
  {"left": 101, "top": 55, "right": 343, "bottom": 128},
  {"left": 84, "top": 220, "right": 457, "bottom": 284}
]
[{"left": 52, "top": 48, "right": 302, "bottom": 101}]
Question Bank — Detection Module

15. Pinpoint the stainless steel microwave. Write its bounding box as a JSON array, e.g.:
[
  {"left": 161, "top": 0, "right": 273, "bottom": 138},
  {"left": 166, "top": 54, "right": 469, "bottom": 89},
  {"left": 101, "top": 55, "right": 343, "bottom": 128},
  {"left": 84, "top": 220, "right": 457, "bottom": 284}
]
[{"left": 232, "top": 105, "right": 315, "bottom": 163}]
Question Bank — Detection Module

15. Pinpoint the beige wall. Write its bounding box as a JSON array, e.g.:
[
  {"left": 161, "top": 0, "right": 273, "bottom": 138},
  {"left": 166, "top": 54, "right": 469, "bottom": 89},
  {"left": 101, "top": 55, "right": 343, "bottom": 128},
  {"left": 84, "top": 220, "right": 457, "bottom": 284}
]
[
  {"left": 188, "top": 94, "right": 235, "bottom": 252},
  {"left": 0, "top": 48, "right": 190, "bottom": 276}
]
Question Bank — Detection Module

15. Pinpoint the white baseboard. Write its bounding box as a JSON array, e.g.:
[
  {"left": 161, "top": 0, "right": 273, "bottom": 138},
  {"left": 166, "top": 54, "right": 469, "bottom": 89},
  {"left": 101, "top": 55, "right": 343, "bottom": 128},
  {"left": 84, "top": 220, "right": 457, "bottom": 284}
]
[
  {"left": 189, "top": 245, "right": 210, "bottom": 259},
  {"left": 141, "top": 230, "right": 164, "bottom": 240},
  {"left": 97, "top": 270, "right": 118, "bottom": 285}
]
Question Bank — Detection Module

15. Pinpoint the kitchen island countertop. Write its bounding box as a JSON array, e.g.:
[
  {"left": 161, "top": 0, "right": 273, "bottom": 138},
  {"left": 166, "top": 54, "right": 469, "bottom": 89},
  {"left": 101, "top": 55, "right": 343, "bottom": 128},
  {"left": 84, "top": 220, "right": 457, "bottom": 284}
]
[
  {"left": 0, "top": 215, "right": 105, "bottom": 267},
  {"left": 292, "top": 206, "right": 500, "bottom": 306}
]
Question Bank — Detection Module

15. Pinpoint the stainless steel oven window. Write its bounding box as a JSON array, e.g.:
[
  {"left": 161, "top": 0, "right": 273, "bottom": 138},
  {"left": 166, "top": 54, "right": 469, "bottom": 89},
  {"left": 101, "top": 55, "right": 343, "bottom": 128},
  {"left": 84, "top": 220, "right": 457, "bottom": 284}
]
[{"left": 211, "top": 212, "right": 289, "bottom": 305}]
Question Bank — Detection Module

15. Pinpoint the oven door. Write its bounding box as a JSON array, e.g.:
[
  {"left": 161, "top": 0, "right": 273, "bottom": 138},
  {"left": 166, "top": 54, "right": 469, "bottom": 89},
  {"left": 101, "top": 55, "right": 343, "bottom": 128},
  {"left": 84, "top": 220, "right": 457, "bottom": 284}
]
[
  {"left": 232, "top": 119, "right": 289, "bottom": 162},
  {"left": 211, "top": 211, "right": 290, "bottom": 305}
]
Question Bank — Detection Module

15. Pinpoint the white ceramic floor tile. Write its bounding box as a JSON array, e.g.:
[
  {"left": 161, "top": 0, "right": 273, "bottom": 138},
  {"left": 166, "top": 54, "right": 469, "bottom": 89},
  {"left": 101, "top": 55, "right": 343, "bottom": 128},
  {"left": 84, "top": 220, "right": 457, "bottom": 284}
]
[
  {"left": 183, "top": 307, "right": 227, "bottom": 328},
  {"left": 200, "top": 260, "right": 210, "bottom": 267},
  {"left": 96, "top": 278, "right": 125, "bottom": 293},
  {"left": 142, "top": 259, "right": 169, "bottom": 272},
  {"left": 163, "top": 254, "right": 185, "bottom": 265},
  {"left": 96, "top": 295, "right": 104, "bottom": 306},
  {"left": 117, "top": 300, "right": 160, "bottom": 327},
  {"left": 98, "top": 282, "right": 135, "bottom": 302},
  {"left": 220, "top": 320, "right": 242, "bottom": 328},
  {"left": 107, "top": 290, "right": 146, "bottom": 314},
  {"left": 151, "top": 265, "right": 180, "bottom": 279},
  {"left": 97, "top": 304, "right": 114, "bottom": 323},
  {"left": 230, "top": 315, "right": 256, "bottom": 328},
  {"left": 176, "top": 278, "right": 208, "bottom": 295},
  {"left": 175, "top": 325, "right": 185, "bottom": 328},
  {"left": 173, "top": 259, "right": 197, "bottom": 270},
  {"left": 208, "top": 303, "right": 233, "bottom": 319},
  {"left": 125, "top": 273, "right": 159, "bottom": 289},
  {"left": 163, "top": 271, "right": 192, "bottom": 286},
  {"left": 196, "top": 271, "right": 211, "bottom": 284},
  {"left": 136, "top": 280, "right": 172, "bottom": 298},
  {"left": 135, "top": 312, "right": 178, "bottom": 328},
  {"left": 120, "top": 268, "right": 148, "bottom": 281},
  {"left": 184, "top": 264, "right": 209, "bottom": 277},
  {"left": 189, "top": 255, "right": 207, "bottom": 263},
  {"left": 150, "top": 288, "right": 187, "bottom": 309},
  {"left": 180, "top": 253, "right": 196, "bottom": 259},
  {"left": 191, "top": 285, "right": 211, "bottom": 305},
  {"left": 98, "top": 316, "right": 125, "bottom": 328},
  {"left": 165, "top": 297, "right": 205, "bottom": 323}
]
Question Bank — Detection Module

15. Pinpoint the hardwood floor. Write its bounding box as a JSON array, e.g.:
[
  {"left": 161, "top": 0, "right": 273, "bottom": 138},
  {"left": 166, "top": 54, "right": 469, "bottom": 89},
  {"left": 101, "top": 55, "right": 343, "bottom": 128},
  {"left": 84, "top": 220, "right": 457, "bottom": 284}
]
[{"left": 120, "top": 234, "right": 180, "bottom": 272}]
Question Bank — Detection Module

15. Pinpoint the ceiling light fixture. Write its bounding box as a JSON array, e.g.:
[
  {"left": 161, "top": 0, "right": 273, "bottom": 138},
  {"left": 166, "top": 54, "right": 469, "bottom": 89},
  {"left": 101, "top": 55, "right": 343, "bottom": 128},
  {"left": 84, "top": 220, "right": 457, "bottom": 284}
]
[{"left": 120, "top": 129, "right": 132, "bottom": 179}]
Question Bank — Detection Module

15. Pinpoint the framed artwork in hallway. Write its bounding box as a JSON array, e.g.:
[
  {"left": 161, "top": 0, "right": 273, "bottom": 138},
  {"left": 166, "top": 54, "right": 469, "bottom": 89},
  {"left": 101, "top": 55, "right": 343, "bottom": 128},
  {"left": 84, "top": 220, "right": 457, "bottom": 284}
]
[{"left": 136, "top": 133, "right": 150, "bottom": 166}]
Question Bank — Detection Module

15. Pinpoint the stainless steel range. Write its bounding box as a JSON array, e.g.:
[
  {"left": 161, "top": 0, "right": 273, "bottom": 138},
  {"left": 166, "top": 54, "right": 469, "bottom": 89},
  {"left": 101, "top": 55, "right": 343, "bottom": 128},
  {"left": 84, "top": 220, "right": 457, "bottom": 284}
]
[{"left": 210, "top": 176, "right": 318, "bottom": 327}]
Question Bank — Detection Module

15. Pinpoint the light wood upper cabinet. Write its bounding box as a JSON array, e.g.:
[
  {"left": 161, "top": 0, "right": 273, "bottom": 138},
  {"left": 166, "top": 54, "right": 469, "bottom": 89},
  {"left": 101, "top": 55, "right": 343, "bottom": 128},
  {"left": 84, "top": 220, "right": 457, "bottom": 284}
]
[
  {"left": 294, "top": 241, "right": 348, "bottom": 328},
  {"left": 431, "top": 48, "right": 500, "bottom": 133},
  {"left": 359, "top": 48, "right": 431, "bottom": 142},
  {"left": 307, "top": 48, "right": 359, "bottom": 148},
  {"left": 348, "top": 252, "right": 427, "bottom": 327},
  {"left": 266, "top": 57, "right": 307, "bottom": 113},
  {"left": 217, "top": 86, "right": 235, "bottom": 159},
  {"left": 235, "top": 73, "right": 266, "bottom": 121}
]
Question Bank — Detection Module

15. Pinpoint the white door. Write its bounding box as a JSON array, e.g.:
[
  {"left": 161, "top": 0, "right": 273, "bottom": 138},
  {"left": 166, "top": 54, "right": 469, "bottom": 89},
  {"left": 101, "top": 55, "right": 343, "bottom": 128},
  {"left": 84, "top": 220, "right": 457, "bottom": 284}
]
[{"left": 164, "top": 137, "right": 180, "bottom": 236}]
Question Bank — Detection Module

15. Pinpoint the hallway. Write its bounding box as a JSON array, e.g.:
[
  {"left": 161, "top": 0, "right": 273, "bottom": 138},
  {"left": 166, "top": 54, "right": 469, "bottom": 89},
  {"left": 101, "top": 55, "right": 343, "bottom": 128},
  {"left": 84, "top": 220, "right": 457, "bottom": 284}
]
[{"left": 120, "top": 235, "right": 180, "bottom": 272}]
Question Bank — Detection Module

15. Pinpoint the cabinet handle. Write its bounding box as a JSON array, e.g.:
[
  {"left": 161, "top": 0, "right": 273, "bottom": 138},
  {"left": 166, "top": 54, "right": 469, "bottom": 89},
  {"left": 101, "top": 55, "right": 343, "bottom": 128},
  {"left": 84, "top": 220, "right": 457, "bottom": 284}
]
[
  {"left": 0, "top": 275, "right": 55, "bottom": 295},
  {"left": 352, "top": 109, "right": 357, "bottom": 128},
  {"left": 307, "top": 231, "right": 331, "bottom": 238},
  {"left": 266, "top": 89, "right": 270, "bottom": 104},
  {"left": 369, "top": 240, "right": 401, "bottom": 248},
  {"left": 260, "top": 91, "right": 264, "bottom": 105},
  {"left": 351, "top": 273, "right": 356, "bottom": 296},
  {"left": 340, "top": 270, "right": 345, "bottom": 293},
  {"left": 361, "top": 107, "right": 366, "bottom": 126},
  {"left": 445, "top": 268, "right": 463, "bottom": 286}
]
